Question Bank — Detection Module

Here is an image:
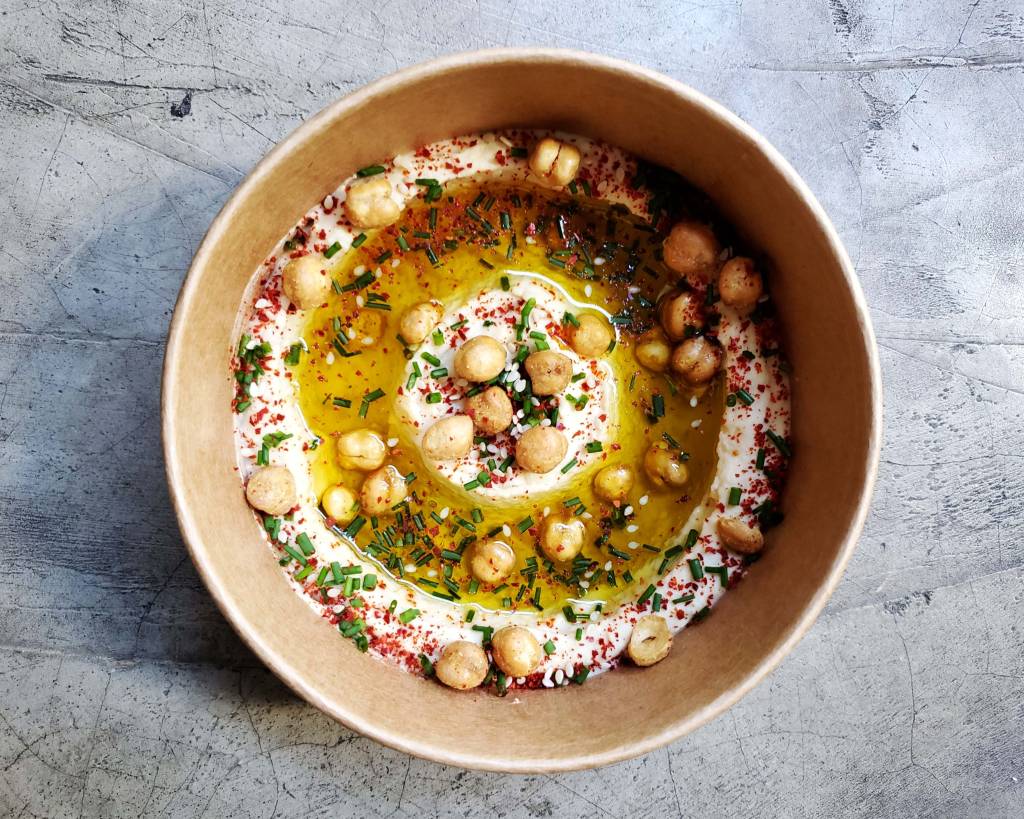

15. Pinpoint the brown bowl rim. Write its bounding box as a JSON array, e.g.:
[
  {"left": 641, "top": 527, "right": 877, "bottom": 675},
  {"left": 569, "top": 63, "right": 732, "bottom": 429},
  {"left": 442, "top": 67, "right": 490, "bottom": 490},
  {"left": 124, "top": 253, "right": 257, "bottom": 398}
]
[{"left": 161, "top": 47, "right": 882, "bottom": 772}]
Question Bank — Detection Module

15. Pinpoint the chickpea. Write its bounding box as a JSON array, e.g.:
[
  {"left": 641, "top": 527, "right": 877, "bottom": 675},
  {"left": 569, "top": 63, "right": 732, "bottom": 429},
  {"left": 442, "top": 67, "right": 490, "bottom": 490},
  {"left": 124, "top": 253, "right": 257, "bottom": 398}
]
[
  {"left": 515, "top": 426, "right": 568, "bottom": 474},
  {"left": 593, "top": 464, "right": 635, "bottom": 503},
  {"left": 524, "top": 350, "right": 572, "bottom": 396},
  {"left": 434, "top": 641, "right": 489, "bottom": 690},
  {"left": 453, "top": 336, "right": 506, "bottom": 382},
  {"left": 643, "top": 442, "right": 689, "bottom": 489},
  {"left": 421, "top": 414, "right": 474, "bottom": 461},
  {"left": 470, "top": 539, "right": 516, "bottom": 584},
  {"left": 321, "top": 484, "right": 359, "bottom": 524},
  {"left": 528, "top": 137, "right": 581, "bottom": 188},
  {"left": 491, "top": 626, "right": 543, "bottom": 677},
  {"left": 336, "top": 429, "right": 387, "bottom": 472},
  {"left": 717, "top": 516, "right": 765, "bottom": 555},
  {"left": 634, "top": 326, "right": 672, "bottom": 372},
  {"left": 670, "top": 336, "right": 722, "bottom": 386},
  {"left": 344, "top": 176, "right": 401, "bottom": 228},
  {"left": 627, "top": 615, "right": 673, "bottom": 667},
  {"left": 399, "top": 301, "right": 443, "bottom": 345},
  {"left": 568, "top": 314, "right": 613, "bottom": 358},
  {"left": 466, "top": 386, "right": 513, "bottom": 435},
  {"left": 718, "top": 257, "right": 763, "bottom": 312},
  {"left": 657, "top": 289, "right": 704, "bottom": 341},
  {"left": 281, "top": 254, "right": 331, "bottom": 310},
  {"left": 539, "top": 513, "right": 585, "bottom": 562},
  {"left": 662, "top": 220, "right": 720, "bottom": 282},
  {"left": 359, "top": 465, "right": 408, "bottom": 515},
  {"left": 245, "top": 465, "right": 298, "bottom": 515}
]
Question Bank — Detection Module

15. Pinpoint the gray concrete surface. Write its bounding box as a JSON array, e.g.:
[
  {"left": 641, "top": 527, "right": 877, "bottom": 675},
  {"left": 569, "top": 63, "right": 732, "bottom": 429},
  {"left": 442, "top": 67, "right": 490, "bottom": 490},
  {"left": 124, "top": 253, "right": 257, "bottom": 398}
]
[{"left": 1, "top": 0, "right": 1022, "bottom": 816}]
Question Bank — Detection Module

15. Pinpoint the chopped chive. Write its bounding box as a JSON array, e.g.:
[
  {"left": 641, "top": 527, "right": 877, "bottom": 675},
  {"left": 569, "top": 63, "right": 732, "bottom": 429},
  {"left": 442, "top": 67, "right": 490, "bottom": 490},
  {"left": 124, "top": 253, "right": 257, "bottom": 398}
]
[
  {"left": 295, "top": 532, "right": 315, "bottom": 556},
  {"left": 560, "top": 458, "right": 578, "bottom": 474},
  {"left": 756, "top": 448, "right": 766, "bottom": 470},
  {"left": 638, "top": 584, "right": 656, "bottom": 605},
  {"left": 396, "top": 234, "right": 410, "bottom": 252},
  {"left": 324, "top": 241, "right": 342, "bottom": 259},
  {"left": 651, "top": 393, "right": 665, "bottom": 420},
  {"left": 673, "top": 593, "right": 695, "bottom": 605},
  {"left": 510, "top": 146, "right": 528, "bottom": 158},
  {"left": 585, "top": 441, "right": 602, "bottom": 453},
  {"left": 517, "top": 516, "right": 534, "bottom": 533},
  {"left": 736, "top": 389, "right": 755, "bottom": 406},
  {"left": 426, "top": 392, "right": 442, "bottom": 404},
  {"left": 543, "top": 640, "right": 556, "bottom": 655},
  {"left": 766, "top": 429, "right": 792, "bottom": 457},
  {"left": 399, "top": 608, "right": 420, "bottom": 624},
  {"left": 421, "top": 351, "right": 441, "bottom": 366},
  {"left": 356, "top": 164, "right": 385, "bottom": 177},
  {"left": 728, "top": 487, "right": 742, "bottom": 506},
  {"left": 351, "top": 233, "right": 367, "bottom": 248},
  {"left": 430, "top": 367, "right": 448, "bottom": 378},
  {"left": 688, "top": 558, "right": 704, "bottom": 580}
]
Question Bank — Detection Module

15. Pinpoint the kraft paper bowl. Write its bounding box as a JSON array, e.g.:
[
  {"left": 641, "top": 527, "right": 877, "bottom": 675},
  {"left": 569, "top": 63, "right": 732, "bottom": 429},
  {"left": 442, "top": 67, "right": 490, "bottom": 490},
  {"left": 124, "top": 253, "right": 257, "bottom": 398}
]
[{"left": 162, "top": 48, "right": 881, "bottom": 772}]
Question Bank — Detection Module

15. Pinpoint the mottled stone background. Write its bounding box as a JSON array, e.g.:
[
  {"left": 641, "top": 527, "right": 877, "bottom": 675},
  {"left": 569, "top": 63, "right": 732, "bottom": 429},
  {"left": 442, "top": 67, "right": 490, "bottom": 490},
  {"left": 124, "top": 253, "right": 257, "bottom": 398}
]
[{"left": 1, "top": 0, "right": 1022, "bottom": 816}]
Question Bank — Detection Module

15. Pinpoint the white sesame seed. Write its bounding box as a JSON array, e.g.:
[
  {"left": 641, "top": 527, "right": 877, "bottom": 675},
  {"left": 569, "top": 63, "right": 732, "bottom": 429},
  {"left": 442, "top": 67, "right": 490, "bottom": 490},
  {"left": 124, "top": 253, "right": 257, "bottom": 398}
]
[
  {"left": 604, "top": 561, "right": 612, "bottom": 570},
  {"left": 405, "top": 564, "right": 417, "bottom": 573},
  {"left": 525, "top": 236, "right": 536, "bottom": 244},
  {"left": 540, "top": 418, "right": 551, "bottom": 426},
  {"left": 354, "top": 265, "right": 366, "bottom": 275},
  {"left": 579, "top": 580, "right": 590, "bottom": 589},
  {"left": 623, "top": 505, "right": 634, "bottom": 516},
  {"left": 639, "top": 495, "right": 649, "bottom": 506},
  {"left": 594, "top": 256, "right": 606, "bottom": 266},
  {"left": 691, "top": 419, "right": 702, "bottom": 428},
  {"left": 626, "top": 524, "right": 639, "bottom": 533},
  {"left": 554, "top": 669, "right": 565, "bottom": 685},
  {"left": 582, "top": 512, "right": 593, "bottom": 520},
  {"left": 628, "top": 541, "right": 639, "bottom": 550},
  {"left": 245, "top": 338, "right": 259, "bottom": 350},
  {"left": 427, "top": 568, "right": 437, "bottom": 578},
  {"left": 542, "top": 677, "right": 555, "bottom": 688},
  {"left": 361, "top": 336, "right": 374, "bottom": 346},
  {"left": 355, "top": 295, "right": 365, "bottom": 307},
  {"left": 440, "top": 507, "right": 450, "bottom": 519},
  {"left": 322, "top": 195, "right": 334, "bottom": 210},
  {"left": 254, "top": 298, "right": 271, "bottom": 309},
  {"left": 391, "top": 258, "right": 400, "bottom": 268},
  {"left": 387, "top": 437, "right": 398, "bottom": 447},
  {"left": 502, "top": 524, "right": 512, "bottom": 537},
  {"left": 374, "top": 267, "right": 383, "bottom": 278},
  {"left": 689, "top": 396, "right": 698, "bottom": 408},
  {"left": 347, "top": 328, "right": 358, "bottom": 340},
  {"left": 543, "top": 506, "right": 550, "bottom": 517},
  {"left": 325, "top": 352, "right": 336, "bottom": 365},
  {"left": 584, "top": 284, "right": 593, "bottom": 297}
]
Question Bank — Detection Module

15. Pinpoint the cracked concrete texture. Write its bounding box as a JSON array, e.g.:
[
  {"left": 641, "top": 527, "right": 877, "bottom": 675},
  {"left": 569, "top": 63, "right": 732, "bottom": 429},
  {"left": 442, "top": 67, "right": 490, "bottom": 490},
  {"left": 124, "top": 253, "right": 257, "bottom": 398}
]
[{"left": 1, "top": 0, "right": 1022, "bottom": 815}]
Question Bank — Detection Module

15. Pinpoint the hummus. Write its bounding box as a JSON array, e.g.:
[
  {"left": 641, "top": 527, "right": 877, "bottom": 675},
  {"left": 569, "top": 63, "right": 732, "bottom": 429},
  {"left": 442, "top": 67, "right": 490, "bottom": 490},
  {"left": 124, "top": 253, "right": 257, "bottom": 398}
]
[{"left": 232, "top": 130, "right": 791, "bottom": 691}]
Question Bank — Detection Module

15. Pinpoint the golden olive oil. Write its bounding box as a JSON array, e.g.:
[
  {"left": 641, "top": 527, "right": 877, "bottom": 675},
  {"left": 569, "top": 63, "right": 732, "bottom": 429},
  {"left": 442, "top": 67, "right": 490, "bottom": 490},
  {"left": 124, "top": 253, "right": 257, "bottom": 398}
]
[{"left": 294, "top": 181, "right": 723, "bottom": 614}]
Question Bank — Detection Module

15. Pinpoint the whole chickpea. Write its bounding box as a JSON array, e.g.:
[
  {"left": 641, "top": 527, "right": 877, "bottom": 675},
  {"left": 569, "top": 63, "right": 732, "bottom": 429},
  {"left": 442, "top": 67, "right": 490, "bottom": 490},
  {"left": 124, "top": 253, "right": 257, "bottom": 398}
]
[
  {"left": 336, "top": 429, "right": 387, "bottom": 472},
  {"left": 399, "top": 301, "right": 443, "bottom": 345},
  {"left": 421, "top": 415, "right": 474, "bottom": 461},
  {"left": 539, "top": 513, "right": 586, "bottom": 562},
  {"left": 466, "top": 386, "right": 513, "bottom": 435},
  {"left": 524, "top": 350, "right": 572, "bottom": 396},
  {"left": 453, "top": 336, "right": 506, "bottom": 382},
  {"left": 470, "top": 539, "right": 516, "bottom": 584},
  {"left": 662, "top": 220, "right": 720, "bottom": 282},
  {"left": 491, "top": 626, "right": 543, "bottom": 677},
  {"left": 321, "top": 484, "right": 359, "bottom": 524},
  {"left": 281, "top": 255, "right": 331, "bottom": 310},
  {"left": 344, "top": 176, "right": 401, "bottom": 228},
  {"left": 634, "top": 326, "right": 672, "bottom": 372},
  {"left": 434, "top": 641, "right": 489, "bottom": 690},
  {"left": 643, "top": 442, "right": 689, "bottom": 489},
  {"left": 593, "top": 464, "right": 635, "bottom": 503},
  {"left": 528, "top": 137, "right": 581, "bottom": 188},
  {"left": 670, "top": 336, "right": 722, "bottom": 385},
  {"left": 568, "top": 314, "right": 614, "bottom": 358},
  {"left": 717, "top": 257, "right": 763, "bottom": 312},
  {"left": 359, "top": 465, "right": 408, "bottom": 515},
  {"left": 627, "top": 615, "right": 673, "bottom": 667},
  {"left": 245, "top": 465, "right": 297, "bottom": 515},
  {"left": 657, "top": 289, "right": 704, "bottom": 340},
  {"left": 515, "top": 426, "right": 568, "bottom": 474},
  {"left": 717, "top": 516, "right": 765, "bottom": 555}
]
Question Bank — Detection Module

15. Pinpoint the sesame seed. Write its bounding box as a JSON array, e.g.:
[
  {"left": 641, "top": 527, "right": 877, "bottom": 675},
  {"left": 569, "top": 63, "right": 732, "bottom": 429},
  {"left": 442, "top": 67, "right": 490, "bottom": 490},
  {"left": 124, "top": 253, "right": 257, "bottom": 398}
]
[
  {"left": 639, "top": 495, "right": 649, "bottom": 506},
  {"left": 691, "top": 419, "right": 702, "bottom": 428}
]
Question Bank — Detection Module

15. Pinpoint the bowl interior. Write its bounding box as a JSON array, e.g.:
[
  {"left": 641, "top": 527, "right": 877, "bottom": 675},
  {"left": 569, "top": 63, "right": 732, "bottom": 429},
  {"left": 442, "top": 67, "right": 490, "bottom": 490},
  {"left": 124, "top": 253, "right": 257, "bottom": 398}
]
[{"left": 163, "top": 50, "right": 879, "bottom": 772}]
